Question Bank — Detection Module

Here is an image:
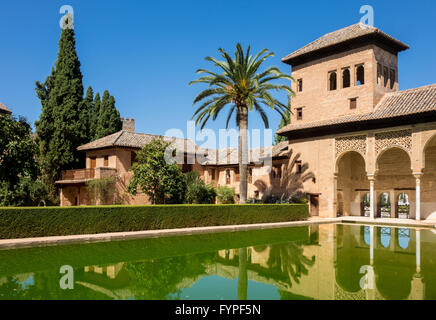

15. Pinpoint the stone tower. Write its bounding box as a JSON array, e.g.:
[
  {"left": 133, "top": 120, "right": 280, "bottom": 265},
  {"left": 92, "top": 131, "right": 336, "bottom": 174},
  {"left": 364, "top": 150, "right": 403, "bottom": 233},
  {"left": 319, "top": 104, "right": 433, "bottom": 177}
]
[{"left": 281, "top": 23, "right": 409, "bottom": 125}]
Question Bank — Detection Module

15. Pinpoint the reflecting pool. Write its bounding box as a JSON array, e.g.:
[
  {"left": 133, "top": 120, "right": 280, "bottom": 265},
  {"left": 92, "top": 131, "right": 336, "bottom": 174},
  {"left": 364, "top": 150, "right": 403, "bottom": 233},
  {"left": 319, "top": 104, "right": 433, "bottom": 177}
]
[{"left": 0, "top": 223, "right": 435, "bottom": 300}]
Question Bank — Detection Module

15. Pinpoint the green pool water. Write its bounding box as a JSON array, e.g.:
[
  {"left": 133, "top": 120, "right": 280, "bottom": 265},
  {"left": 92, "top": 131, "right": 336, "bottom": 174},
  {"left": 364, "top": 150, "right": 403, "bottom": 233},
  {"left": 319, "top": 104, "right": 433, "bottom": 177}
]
[{"left": 0, "top": 223, "right": 434, "bottom": 300}]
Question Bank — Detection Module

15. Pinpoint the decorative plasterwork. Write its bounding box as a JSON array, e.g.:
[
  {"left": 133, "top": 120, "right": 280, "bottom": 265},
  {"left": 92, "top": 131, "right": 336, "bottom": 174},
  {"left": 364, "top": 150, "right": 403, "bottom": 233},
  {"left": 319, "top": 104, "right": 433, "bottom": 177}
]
[
  {"left": 375, "top": 129, "right": 412, "bottom": 155},
  {"left": 335, "top": 135, "right": 367, "bottom": 159}
]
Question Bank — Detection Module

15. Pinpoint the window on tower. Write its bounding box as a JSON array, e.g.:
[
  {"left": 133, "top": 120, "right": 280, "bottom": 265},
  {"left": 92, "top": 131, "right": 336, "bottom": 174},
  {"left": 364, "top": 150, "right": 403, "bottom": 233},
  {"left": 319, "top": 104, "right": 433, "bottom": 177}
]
[
  {"left": 356, "top": 65, "right": 365, "bottom": 85},
  {"left": 342, "top": 68, "right": 350, "bottom": 88},
  {"left": 328, "top": 71, "right": 337, "bottom": 91}
]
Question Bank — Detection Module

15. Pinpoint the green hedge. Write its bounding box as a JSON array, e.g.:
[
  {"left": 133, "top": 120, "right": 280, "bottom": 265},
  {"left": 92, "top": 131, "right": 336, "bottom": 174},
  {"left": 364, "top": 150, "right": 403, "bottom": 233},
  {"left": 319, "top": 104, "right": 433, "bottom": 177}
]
[{"left": 0, "top": 204, "right": 308, "bottom": 239}]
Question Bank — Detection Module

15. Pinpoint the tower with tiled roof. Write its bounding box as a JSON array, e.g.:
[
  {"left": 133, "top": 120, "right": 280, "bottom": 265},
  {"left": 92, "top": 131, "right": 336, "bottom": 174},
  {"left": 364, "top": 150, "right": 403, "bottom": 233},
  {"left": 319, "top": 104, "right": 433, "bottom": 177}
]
[{"left": 281, "top": 23, "right": 409, "bottom": 131}]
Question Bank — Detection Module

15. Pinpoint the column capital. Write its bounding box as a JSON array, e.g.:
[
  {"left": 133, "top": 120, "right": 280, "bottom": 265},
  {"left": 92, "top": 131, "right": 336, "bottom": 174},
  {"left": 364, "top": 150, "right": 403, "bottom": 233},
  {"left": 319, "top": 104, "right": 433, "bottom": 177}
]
[
  {"left": 413, "top": 172, "right": 422, "bottom": 179},
  {"left": 367, "top": 174, "right": 375, "bottom": 181}
]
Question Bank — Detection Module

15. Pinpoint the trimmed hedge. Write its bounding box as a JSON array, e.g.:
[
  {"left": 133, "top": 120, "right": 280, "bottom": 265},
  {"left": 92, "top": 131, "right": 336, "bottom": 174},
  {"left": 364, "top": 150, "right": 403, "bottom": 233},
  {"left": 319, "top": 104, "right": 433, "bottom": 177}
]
[{"left": 0, "top": 204, "right": 308, "bottom": 239}]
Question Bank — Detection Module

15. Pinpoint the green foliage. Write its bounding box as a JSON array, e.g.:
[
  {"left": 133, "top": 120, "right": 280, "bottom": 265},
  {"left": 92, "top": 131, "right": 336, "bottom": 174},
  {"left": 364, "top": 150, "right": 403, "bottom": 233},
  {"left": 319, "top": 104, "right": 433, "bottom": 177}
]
[
  {"left": 185, "top": 171, "right": 217, "bottom": 204},
  {"left": 35, "top": 28, "right": 85, "bottom": 194},
  {"left": 190, "top": 43, "right": 295, "bottom": 203},
  {"left": 89, "top": 92, "right": 100, "bottom": 140},
  {"left": 80, "top": 86, "right": 94, "bottom": 140},
  {"left": 0, "top": 115, "right": 50, "bottom": 207},
  {"left": 0, "top": 115, "right": 37, "bottom": 185},
  {"left": 216, "top": 186, "right": 236, "bottom": 204},
  {"left": 0, "top": 178, "right": 49, "bottom": 207},
  {"left": 128, "top": 139, "right": 186, "bottom": 204},
  {"left": 35, "top": 29, "right": 123, "bottom": 203},
  {"left": 190, "top": 43, "right": 294, "bottom": 129},
  {"left": 86, "top": 177, "right": 117, "bottom": 205},
  {"left": 275, "top": 107, "right": 290, "bottom": 144},
  {"left": 94, "top": 90, "right": 122, "bottom": 140},
  {"left": 0, "top": 204, "right": 309, "bottom": 239}
]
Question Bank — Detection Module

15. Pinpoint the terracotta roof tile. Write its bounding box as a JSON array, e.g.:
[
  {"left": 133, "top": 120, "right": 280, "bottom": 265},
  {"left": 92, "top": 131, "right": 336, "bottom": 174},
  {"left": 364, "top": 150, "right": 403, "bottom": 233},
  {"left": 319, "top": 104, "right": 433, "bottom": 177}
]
[
  {"left": 277, "top": 84, "right": 436, "bottom": 135},
  {"left": 282, "top": 23, "right": 409, "bottom": 64},
  {"left": 77, "top": 130, "right": 197, "bottom": 153},
  {"left": 0, "top": 102, "right": 12, "bottom": 114}
]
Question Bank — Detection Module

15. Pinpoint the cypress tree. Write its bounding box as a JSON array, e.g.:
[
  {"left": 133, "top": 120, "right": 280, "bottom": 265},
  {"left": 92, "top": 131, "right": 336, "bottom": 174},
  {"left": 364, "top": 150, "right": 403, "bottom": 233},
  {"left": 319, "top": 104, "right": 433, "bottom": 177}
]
[
  {"left": 80, "top": 86, "right": 94, "bottom": 141},
  {"left": 94, "top": 90, "right": 122, "bottom": 139},
  {"left": 35, "top": 24, "right": 84, "bottom": 193},
  {"left": 90, "top": 92, "right": 101, "bottom": 140}
]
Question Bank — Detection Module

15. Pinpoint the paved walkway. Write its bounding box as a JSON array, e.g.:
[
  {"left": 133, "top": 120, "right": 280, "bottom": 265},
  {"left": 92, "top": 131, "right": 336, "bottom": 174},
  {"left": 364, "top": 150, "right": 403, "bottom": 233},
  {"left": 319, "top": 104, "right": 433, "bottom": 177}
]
[
  {"left": 339, "top": 216, "right": 436, "bottom": 228},
  {"left": 0, "top": 216, "right": 434, "bottom": 250}
]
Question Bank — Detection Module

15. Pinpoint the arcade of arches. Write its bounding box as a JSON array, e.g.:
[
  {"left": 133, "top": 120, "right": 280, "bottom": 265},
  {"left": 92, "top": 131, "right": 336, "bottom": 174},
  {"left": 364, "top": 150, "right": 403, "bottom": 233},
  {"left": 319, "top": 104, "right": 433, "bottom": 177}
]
[{"left": 335, "top": 130, "right": 436, "bottom": 220}]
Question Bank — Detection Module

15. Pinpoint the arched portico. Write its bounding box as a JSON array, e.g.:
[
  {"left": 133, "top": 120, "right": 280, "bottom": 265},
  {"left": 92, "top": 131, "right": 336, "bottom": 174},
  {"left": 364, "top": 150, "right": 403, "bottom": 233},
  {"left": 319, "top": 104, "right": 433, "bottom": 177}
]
[
  {"left": 421, "top": 135, "right": 436, "bottom": 219},
  {"left": 336, "top": 151, "right": 368, "bottom": 216},
  {"left": 374, "top": 147, "right": 416, "bottom": 219}
]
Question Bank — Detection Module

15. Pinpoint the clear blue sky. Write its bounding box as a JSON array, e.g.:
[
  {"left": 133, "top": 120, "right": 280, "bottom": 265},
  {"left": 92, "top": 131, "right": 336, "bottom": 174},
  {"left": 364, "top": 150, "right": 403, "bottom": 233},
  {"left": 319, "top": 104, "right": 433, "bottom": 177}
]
[{"left": 1, "top": 0, "right": 435, "bottom": 146}]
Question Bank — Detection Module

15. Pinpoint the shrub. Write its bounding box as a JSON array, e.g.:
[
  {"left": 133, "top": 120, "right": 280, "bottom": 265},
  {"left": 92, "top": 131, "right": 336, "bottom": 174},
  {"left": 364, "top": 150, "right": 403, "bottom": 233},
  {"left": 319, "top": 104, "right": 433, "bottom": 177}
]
[
  {"left": 216, "top": 186, "right": 235, "bottom": 204},
  {"left": 0, "top": 204, "right": 309, "bottom": 239},
  {"left": 86, "top": 177, "right": 117, "bottom": 205},
  {"left": 185, "top": 172, "right": 216, "bottom": 204}
]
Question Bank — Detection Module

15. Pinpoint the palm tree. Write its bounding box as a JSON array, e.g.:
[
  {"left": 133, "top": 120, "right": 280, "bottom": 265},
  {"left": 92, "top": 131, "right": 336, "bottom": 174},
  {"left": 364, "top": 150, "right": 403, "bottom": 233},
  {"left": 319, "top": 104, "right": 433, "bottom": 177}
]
[
  {"left": 282, "top": 149, "right": 315, "bottom": 202},
  {"left": 190, "top": 44, "right": 294, "bottom": 203}
]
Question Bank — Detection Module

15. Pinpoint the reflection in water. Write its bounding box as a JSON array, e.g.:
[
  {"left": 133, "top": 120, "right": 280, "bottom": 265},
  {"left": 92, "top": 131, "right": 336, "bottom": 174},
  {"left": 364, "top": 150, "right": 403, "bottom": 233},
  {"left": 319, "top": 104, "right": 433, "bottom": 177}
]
[
  {"left": 398, "top": 229, "right": 410, "bottom": 249},
  {"left": 0, "top": 224, "right": 434, "bottom": 300},
  {"left": 380, "top": 227, "right": 391, "bottom": 248}
]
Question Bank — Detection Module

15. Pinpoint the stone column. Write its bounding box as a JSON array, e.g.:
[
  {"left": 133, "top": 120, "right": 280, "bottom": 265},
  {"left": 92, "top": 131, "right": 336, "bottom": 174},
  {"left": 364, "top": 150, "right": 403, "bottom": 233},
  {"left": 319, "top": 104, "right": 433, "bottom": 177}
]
[
  {"left": 368, "top": 175, "right": 375, "bottom": 220},
  {"left": 390, "top": 190, "right": 396, "bottom": 218},
  {"left": 416, "top": 229, "right": 421, "bottom": 274},
  {"left": 334, "top": 173, "right": 339, "bottom": 217},
  {"left": 370, "top": 226, "right": 375, "bottom": 265},
  {"left": 414, "top": 174, "right": 422, "bottom": 221},
  {"left": 409, "top": 229, "right": 425, "bottom": 300}
]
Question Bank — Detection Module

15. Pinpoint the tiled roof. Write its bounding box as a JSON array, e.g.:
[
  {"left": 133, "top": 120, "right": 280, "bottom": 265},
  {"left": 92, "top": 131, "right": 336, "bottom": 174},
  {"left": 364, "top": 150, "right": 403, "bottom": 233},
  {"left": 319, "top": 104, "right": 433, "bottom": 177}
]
[
  {"left": 78, "top": 131, "right": 290, "bottom": 166},
  {"left": 199, "top": 141, "right": 289, "bottom": 165},
  {"left": 77, "top": 130, "right": 198, "bottom": 153},
  {"left": 0, "top": 102, "right": 11, "bottom": 114},
  {"left": 277, "top": 84, "right": 436, "bottom": 135},
  {"left": 282, "top": 23, "right": 409, "bottom": 65}
]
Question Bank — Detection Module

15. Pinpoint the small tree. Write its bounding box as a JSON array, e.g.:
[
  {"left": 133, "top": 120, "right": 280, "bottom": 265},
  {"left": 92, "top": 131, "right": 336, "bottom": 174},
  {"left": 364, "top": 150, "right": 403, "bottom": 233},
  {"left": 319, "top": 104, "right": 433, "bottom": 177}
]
[
  {"left": 282, "top": 148, "right": 315, "bottom": 202},
  {"left": 185, "top": 171, "right": 216, "bottom": 204},
  {"left": 86, "top": 176, "right": 116, "bottom": 205},
  {"left": 0, "top": 115, "right": 49, "bottom": 206},
  {"left": 127, "top": 139, "right": 186, "bottom": 204},
  {"left": 216, "top": 186, "right": 236, "bottom": 204}
]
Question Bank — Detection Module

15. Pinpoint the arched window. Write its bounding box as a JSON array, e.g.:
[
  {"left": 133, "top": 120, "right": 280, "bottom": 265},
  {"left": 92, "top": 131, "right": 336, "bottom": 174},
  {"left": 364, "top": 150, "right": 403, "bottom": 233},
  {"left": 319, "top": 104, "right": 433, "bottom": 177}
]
[
  {"left": 379, "top": 192, "right": 391, "bottom": 218},
  {"left": 329, "top": 71, "right": 337, "bottom": 91},
  {"left": 363, "top": 226, "right": 371, "bottom": 246},
  {"left": 226, "top": 169, "right": 231, "bottom": 184},
  {"left": 362, "top": 193, "right": 371, "bottom": 217},
  {"left": 397, "top": 193, "right": 410, "bottom": 219},
  {"left": 380, "top": 227, "right": 391, "bottom": 248},
  {"left": 383, "top": 66, "right": 389, "bottom": 87},
  {"left": 389, "top": 69, "right": 396, "bottom": 89},
  {"left": 356, "top": 65, "right": 365, "bottom": 85},
  {"left": 377, "top": 63, "right": 382, "bottom": 84},
  {"left": 342, "top": 68, "right": 350, "bottom": 88},
  {"left": 397, "top": 228, "right": 410, "bottom": 249}
]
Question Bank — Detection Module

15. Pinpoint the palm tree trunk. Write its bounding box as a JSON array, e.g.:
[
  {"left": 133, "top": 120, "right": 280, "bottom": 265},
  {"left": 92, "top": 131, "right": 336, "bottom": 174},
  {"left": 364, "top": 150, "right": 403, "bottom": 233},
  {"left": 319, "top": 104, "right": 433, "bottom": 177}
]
[{"left": 238, "top": 107, "right": 248, "bottom": 204}]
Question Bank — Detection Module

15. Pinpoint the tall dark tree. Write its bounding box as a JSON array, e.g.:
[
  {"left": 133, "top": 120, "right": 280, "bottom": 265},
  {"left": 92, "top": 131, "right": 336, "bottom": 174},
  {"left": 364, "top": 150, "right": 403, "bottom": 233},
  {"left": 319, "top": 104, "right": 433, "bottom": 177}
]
[
  {"left": 89, "top": 92, "right": 101, "bottom": 140},
  {"left": 80, "top": 86, "right": 94, "bottom": 141},
  {"left": 35, "top": 24, "right": 85, "bottom": 193},
  {"left": 94, "top": 90, "right": 122, "bottom": 140}
]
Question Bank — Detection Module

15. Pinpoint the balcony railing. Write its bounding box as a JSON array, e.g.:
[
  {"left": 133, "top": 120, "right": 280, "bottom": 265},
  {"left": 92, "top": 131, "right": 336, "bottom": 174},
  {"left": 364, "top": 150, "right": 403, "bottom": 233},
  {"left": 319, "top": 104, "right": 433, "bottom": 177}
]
[{"left": 62, "top": 169, "right": 95, "bottom": 180}]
